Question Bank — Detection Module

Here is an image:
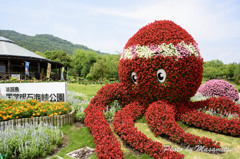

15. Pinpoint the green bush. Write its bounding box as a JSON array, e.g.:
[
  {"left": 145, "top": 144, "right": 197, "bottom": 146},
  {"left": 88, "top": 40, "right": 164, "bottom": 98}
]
[
  {"left": 67, "top": 91, "right": 122, "bottom": 123},
  {"left": 86, "top": 73, "right": 94, "bottom": 81},
  {"left": 67, "top": 91, "right": 89, "bottom": 122},
  {"left": 75, "top": 111, "right": 86, "bottom": 122},
  {"left": 104, "top": 100, "right": 122, "bottom": 123}
]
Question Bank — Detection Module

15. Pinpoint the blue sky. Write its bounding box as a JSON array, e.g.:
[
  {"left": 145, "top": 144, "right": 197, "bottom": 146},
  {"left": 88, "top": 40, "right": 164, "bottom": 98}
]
[{"left": 1, "top": 0, "right": 240, "bottom": 63}]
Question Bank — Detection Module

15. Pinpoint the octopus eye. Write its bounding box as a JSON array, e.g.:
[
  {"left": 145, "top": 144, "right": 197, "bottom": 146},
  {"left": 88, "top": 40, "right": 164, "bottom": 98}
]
[
  {"left": 131, "top": 72, "right": 137, "bottom": 84},
  {"left": 157, "top": 69, "right": 166, "bottom": 83}
]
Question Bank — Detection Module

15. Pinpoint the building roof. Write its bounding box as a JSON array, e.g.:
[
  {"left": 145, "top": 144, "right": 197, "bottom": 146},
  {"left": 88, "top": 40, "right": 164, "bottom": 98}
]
[
  {"left": 0, "top": 36, "right": 48, "bottom": 60},
  {"left": 0, "top": 36, "right": 15, "bottom": 43}
]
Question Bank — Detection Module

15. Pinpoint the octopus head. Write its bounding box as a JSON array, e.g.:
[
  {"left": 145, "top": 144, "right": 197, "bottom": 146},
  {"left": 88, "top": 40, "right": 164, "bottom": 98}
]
[{"left": 119, "top": 20, "right": 204, "bottom": 103}]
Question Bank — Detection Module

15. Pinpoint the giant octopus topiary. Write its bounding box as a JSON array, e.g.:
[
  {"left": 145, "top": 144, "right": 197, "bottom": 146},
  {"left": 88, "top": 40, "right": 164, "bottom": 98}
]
[{"left": 84, "top": 20, "right": 240, "bottom": 159}]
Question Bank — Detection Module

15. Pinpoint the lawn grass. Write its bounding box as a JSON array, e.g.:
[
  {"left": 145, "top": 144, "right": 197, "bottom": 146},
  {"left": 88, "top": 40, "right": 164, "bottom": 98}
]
[
  {"left": 67, "top": 79, "right": 239, "bottom": 99},
  {"left": 48, "top": 123, "right": 153, "bottom": 159},
  {"left": 135, "top": 121, "right": 240, "bottom": 159},
  {"left": 201, "top": 77, "right": 209, "bottom": 85},
  {"left": 48, "top": 124, "right": 96, "bottom": 159},
  {"left": 67, "top": 83, "right": 104, "bottom": 99},
  {"left": 48, "top": 120, "right": 239, "bottom": 159}
]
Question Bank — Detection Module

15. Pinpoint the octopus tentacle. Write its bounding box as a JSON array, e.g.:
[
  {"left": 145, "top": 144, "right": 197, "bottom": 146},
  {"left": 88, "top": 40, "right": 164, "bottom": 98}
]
[
  {"left": 181, "top": 97, "right": 240, "bottom": 136},
  {"left": 145, "top": 101, "right": 221, "bottom": 150},
  {"left": 181, "top": 110, "right": 240, "bottom": 136},
  {"left": 113, "top": 101, "right": 184, "bottom": 158},
  {"left": 84, "top": 83, "right": 126, "bottom": 158}
]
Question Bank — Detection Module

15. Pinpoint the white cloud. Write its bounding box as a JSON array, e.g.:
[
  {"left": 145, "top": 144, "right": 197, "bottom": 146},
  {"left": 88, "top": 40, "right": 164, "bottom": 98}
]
[
  {"left": 85, "top": 0, "right": 240, "bottom": 63},
  {"left": 1, "top": 0, "right": 239, "bottom": 63},
  {"left": 91, "top": 0, "right": 240, "bottom": 40}
]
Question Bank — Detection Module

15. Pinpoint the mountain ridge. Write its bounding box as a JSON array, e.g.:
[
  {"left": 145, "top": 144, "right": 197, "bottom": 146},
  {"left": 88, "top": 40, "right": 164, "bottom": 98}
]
[{"left": 0, "top": 29, "right": 108, "bottom": 56}]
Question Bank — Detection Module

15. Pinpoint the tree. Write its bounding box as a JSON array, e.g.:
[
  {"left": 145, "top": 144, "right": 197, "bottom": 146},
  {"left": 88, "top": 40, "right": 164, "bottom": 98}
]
[
  {"left": 226, "top": 63, "right": 238, "bottom": 78},
  {"left": 203, "top": 60, "right": 226, "bottom": 78},
  {"left": 103, "top": 54, "right": 120, "bottom": 80},
  {"left": 234, "top": 63, "right": 240, "bottom": 84},
  {"left": 88, "top": 59, "right": 109, "bottom": 80},
  {"left": 71, "top": 49, "right": 99, "bottom": 77},
  {"left": 43, "top": 50, "right": 72, "bottom": 67},
  {"left": 35, "top": 51, "right": 45, "bottom": 57},
  {"left": 203, "top": 67, "right": 219, "bottom": 79},
  {"left": 204, "top": 60, "right": 224, "bottom": 68}
]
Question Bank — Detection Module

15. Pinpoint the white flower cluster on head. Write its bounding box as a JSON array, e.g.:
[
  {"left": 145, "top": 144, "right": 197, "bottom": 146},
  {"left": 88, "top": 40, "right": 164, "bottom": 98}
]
[
  {"left": 180, "top": 42, "right": 200, "bottom": 57},
  {"left": 121, "top": 41, "right": 201, "bottom": 59},
  {"left": 159, "top": 43, "right": 180, "bottom": 57}
]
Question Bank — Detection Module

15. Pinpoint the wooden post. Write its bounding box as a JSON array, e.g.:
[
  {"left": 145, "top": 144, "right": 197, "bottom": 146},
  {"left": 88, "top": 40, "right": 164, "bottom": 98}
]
[
  {"left": 38, "top": 62, "right": 40, "bottom": 74},
  {"left": 63, "top": 115, "right": 66, "bottom": 125},
  {"left": 7, "top": 60, "right": 10, "bottom": 79},
  {"left": 7, "top": 60, "right": 10, "bottom": 74},
  {"left": 46, "top": 116, "right": 50, "bottom": 125},
  {"left": 50, "top": 116, "right": 54, "bottom": 125},
  {"left": 60, "top": 115, "right": 63, "bottom": 127},
  {"left": 17, "top": 119, "right": 21, "bottom": 125},
  {"left": 55, "top": 64, "right": 58, "bottom": 80},
  {"left": 21, "top": 118, "right": 25, "bottom": 125},
  {"left": 25, "top": 118, "right": 29, "bottom": 125},
  {"left": 67, "top": 67, "right": 68, "bottom": 81},
  {"left": 38, "top": 62, "right": 40, "bottom": 80},
  {"left": 3, "top": 121, "right": 7, "bottom": 130},
  {"left": 59, "top": 67, "right": 61, "bottom": 80},
  {"left": 39, "top": 117, "right": 43, "bottom": 124},
  {"left": 0, "top": 121, "right": 3, "bottom": 130},
  {"left": 57, "top": 115, "right": 60, "bottom": 126},
  {"left": 54, "top": 115, "right": 57, "bottom": 126},
  {"left": 33, "top": 117, "right": 36, "bottom": 124}
]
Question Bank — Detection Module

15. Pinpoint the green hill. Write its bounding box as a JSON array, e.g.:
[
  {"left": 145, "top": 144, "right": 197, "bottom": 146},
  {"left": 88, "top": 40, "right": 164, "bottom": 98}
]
[{"left": 0, "top": 30, "right": 108, "bottom": 56}]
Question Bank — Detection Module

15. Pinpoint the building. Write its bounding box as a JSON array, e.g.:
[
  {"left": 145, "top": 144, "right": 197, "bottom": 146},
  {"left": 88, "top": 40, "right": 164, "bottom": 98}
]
[{"left": 0, "top": 36, "right": 63, "bottom": 80}]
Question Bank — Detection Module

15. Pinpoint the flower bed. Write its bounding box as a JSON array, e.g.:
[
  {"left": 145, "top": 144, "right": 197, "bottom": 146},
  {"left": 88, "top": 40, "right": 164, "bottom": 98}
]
[
  {"left": 0, "top": 99, "right": 75, "bottom": 129},
  {"left": 206, "top": 96, "right": 240, "bottom": 117},
  {"left": 84, "top": 83, "right": 124, "bottom": 159},
  {"left": 0, "top": 99, "right": 71, "bottom": 121},
  {"left": 145, "top": 101, "right": 221, "bottom": 149},
  {"left": 113, "top": 102, "right": 184, "bottom": 158},
  {"left": 0, "top": 122, "right": 62, "bottom": 159}
]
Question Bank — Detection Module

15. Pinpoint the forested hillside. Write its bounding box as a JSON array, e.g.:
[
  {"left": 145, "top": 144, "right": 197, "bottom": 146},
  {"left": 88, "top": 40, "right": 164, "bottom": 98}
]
[{"left": 0, "top": 30, "right": 107, "bottom": 56}]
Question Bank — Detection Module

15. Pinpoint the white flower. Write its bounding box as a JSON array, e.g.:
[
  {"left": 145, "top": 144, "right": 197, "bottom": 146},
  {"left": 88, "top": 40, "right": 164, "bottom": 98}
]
[
  {"left": 123, "top": 49, "right": 133, "bottom": 59},
  {"left": 121, "top": 41, "right": 201, "bottom": 59}
]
